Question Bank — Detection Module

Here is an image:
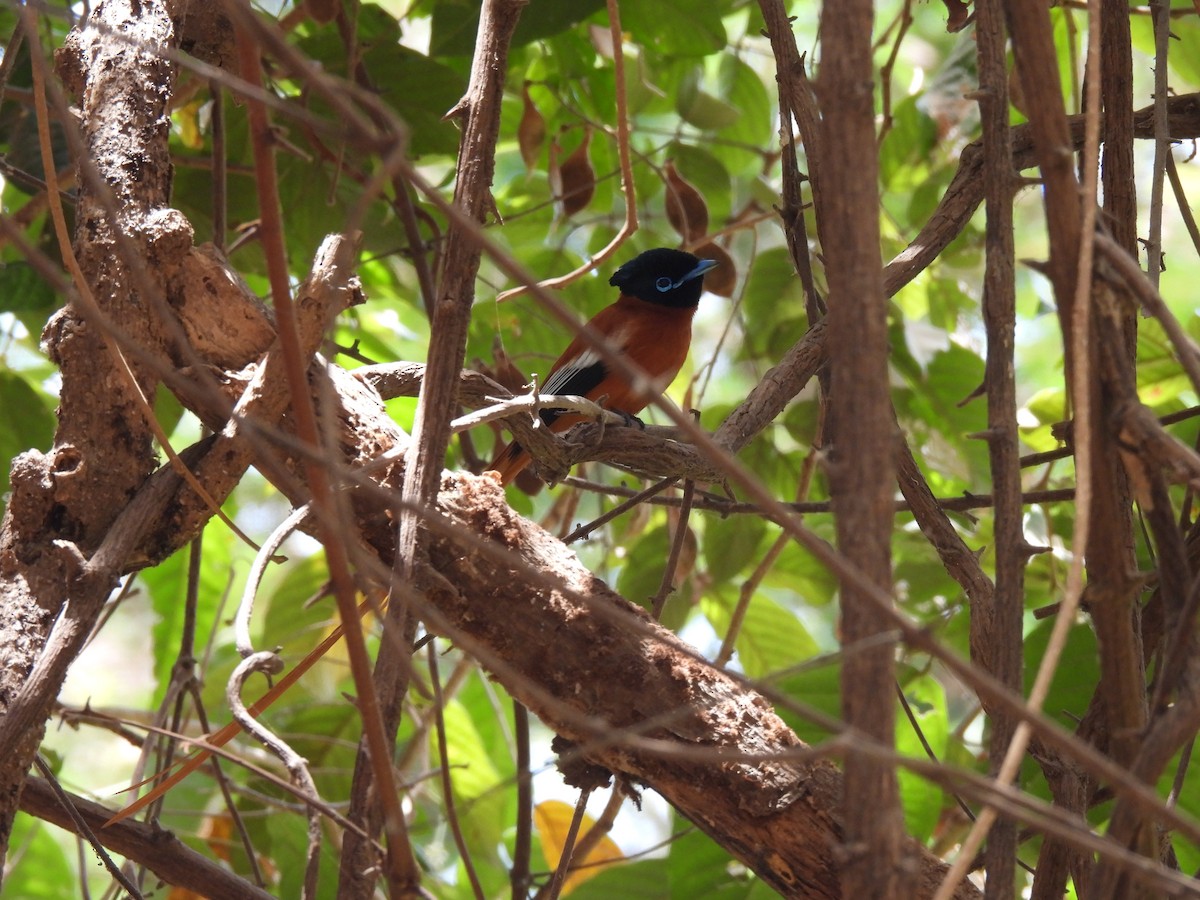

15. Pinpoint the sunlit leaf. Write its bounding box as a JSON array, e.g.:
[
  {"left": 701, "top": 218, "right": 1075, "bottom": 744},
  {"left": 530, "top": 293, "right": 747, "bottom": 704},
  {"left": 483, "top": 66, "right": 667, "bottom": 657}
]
[
  {"left": 896, "top": 674, "right": 949, "bottom": 843},
  {"left": 701, "top": 589, "right": 820, "bottom": 679},
  {"left": 621, "top": 0, "right": 726, "bottom": 57},
  {"left": 535, "top": 799, "right": 625, "bottom": 893}
]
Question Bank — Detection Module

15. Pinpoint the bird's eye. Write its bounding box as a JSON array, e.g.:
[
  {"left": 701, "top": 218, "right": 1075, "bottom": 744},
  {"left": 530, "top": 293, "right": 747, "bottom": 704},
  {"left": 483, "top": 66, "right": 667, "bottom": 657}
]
[{"left": 655, "top": 276, "right": 673, "bottom": 292}]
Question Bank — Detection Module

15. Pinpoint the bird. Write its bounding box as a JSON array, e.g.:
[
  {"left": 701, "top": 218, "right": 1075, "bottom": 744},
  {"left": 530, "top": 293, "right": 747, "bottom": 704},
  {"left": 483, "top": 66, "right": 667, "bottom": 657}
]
[{"left": 489, "top": 247, "right": 718, "bottom": 485}]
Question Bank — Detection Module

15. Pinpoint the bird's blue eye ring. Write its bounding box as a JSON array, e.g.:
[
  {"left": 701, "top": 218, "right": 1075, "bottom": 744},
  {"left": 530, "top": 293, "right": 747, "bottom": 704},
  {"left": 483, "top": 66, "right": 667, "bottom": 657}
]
[{"left": 655, "top": 276, "right": 674, "bottom": 292}]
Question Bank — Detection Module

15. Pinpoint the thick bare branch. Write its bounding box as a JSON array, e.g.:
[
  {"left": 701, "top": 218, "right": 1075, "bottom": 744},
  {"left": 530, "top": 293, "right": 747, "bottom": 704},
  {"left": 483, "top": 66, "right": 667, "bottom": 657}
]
[
  {"left": 19, "top": 776, "right": 275, "bottom": 900},
  {"left": 817, "top": 1, "right": 908, "bottom": 895},
  {"left": 0, "top": 0, "right": 177, "bottom": 862}
]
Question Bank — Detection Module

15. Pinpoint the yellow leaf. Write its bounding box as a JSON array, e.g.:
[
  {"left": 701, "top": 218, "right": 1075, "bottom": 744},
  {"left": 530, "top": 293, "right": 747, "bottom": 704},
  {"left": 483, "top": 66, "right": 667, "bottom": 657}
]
[
  {"left": 198, "top": 811, "right": 233, "bottom": 861},
  {"left": 534, "top": 799, "right": 624, "bottom": 894},
  {"left": 175, "top": 99, "right": 205, "bottom": 151}
]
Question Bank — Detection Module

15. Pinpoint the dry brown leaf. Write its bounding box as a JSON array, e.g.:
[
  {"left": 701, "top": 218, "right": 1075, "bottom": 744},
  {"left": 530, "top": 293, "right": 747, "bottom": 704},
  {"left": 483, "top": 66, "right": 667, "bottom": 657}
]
[
  {"left": 518, "top": 81, "right": 545, "bottom": 172},
  {"left": 664, "top": 160, "right": 709, "bottom": 241},
  {"left": 941, "top": 0, "right": 972, "bottom": 33},
  {"left": 694, "top": 241, "right": 736, "bottom": 297},
  {"left": 305, "top": 0, "right": 339, "bottom": 24},
  {"left": 558, "top": 127, "right": 595, "bottom": 218}
]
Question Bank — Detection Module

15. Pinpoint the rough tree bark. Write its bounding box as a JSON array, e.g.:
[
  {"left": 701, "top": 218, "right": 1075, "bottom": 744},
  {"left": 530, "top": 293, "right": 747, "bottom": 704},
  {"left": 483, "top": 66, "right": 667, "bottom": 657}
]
[
  {"left": 817, "top": 1, "right": 910, "bottom": 897},
  {"left": 0, "top": 0, "right": 176, "bottom": 861},
  {"left": 974, "top": 2, "right": 1024, "bottom": 896},
  {"left": 1003, "top": 3, "right": 1151, "bottom": 898}
]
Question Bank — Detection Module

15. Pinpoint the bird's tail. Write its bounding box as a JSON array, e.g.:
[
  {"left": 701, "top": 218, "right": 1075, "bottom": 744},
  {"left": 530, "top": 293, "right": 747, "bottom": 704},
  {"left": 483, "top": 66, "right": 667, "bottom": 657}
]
[{"left": 487, "top": 440, "right": 529, "bottom": 485}]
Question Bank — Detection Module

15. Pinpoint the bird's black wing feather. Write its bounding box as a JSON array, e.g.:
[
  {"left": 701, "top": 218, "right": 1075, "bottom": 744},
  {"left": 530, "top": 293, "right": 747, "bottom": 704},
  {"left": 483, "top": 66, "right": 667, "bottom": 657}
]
[{"left": 539, "top": 357, "right": 608, "bottom": 426}]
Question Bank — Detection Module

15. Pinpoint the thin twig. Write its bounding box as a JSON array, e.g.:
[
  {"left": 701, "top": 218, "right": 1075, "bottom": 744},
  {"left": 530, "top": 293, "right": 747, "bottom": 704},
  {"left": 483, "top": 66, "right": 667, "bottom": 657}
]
[
  {"left": 106, "top": 594, "right": 379, "bottom": 826},
  {"left": 1166, "top": 154, "right": 1200, "bottom": 258},
  {"left": 561, "top": 785, "right": 624, "bottom": 881},
  {"left": 427, "top": 643, "right": 486, "bottom": 900},
  {"left": 511, "top": 702, "right": 533, "bottom": 900},
  {"left": 188, "top": 680, "right": 267, "bottom": 888},
  {"left": 210, "top": 81, "right": 227, "bottom": 249},
  {"left": 651, "top": 480, "right": 695, "bottom": 619},
  {"left": 1168, "top": 736, "right": 1195, "bottom": 809},
  {"left": 236, "top": 505, "right": 310, "bottom": 659},
  {"left": 937, "top": 0, "right": 1106, "bottom": 892},
  {"left": 23, "top": 4, "right": 259, "bottom": 550},
  {"left": 876, "top": 0, "right": 915, "bottom": 147},
  {"left": 451, "top": 392, "right": 647, "bottom": 433},
  {"left": 895, "top": 683, "right": 976, "bottom": 825},
  {"left": 33, "top": 756, "right": 145, "bottom": 899},
  {"left": 1096, "top": 233, "right": 1200, "bottom": 399},
  {"left": 543, "top": 789, "right": 591, "bottom": 900},
  {"left": 1145, "top": 0, "right": 1172, "bottom": 286},
  {"left": 227, "top": 652, "right": 322, "bottom": 900},
  {"left": 563, "top": 477, "right": 680, "bottom": 544},
  {"left": 716, "top": 419, "right": 824, "bottom": 667}
]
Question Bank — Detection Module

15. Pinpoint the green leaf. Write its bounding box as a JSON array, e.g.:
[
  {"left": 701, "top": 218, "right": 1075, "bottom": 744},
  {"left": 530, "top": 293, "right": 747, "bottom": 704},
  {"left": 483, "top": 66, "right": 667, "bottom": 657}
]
[
  {"left": 454, "top": 666, "right": 517, "bottom": 783},
  {"left": 6, "top": 815, "right": 76, "bottom": 900},
  {"left": 703, "top": 514, "right": 765, "bottom": 584},
  {"left": 273, "top": 700, "right": 361, "bottom": 800},
  {"left": 261, "top": 551, "right": 348, "bottom": 683},
  {"left": 880, "top": 96, "right": 938, "bottom": 188},
  {"left": 715, "top": 55, "right": 772, "bottom": 147},
  {"left": 772, "top": 659, "right": 843, "bottom": 746},
  {"left": 0, "top": 261, "right": 58, "bottom": 315},
  {"left": 896, "top": 343, "right": 989, "bottom": 488},
  {"left": 429, "top": 0, "right": 608, "bottom": 57},
  {"left": 1131, "top": 13, "right": 1200, "bottom": 87},
  {"left": 256, "top": 799, "right": 344, "bottom": 897},
  {"left": 667, "top": 827, "right": 757, "bottom": 898},
  {"left": 616, "top": 523, "right": 671, "bottom": 611},
  {"left": 762, "top": 539, "right": 839, "bottom": 610},
  {"left": 621, "top": 0, "right": 727, "bottom": 57},
  {"left": 1137, "top": 318, "right": 1192, "bottom": 410},
  {"left": 701, "top": 590, "right": 819, "bottom": 679},
  {"left": 896, "top": 674, "right": 949, "bottom": 843},
  {"left": 434, "top": 697, "right": 508, "bottom": 861},
  {"left": 677, "top": 66, "right": 741, "bottom": 130},
  {"left": 569, "top": 857, "right": 670, "bottom": 899},
  {"left": 437, "top": 697, "right": 504, "bottom": 799},
  {"left": 1019, "top": 386, "right": 1066, "bottom": 453},
  {"left": 0, "top": 369, "right": 55, "bottom": 499},
  {"left": 741, "top": 248, "right": 805, "bottom": 351},
  {"left": 364, "top": 45, "right": 467, "bottom": 156},
  {"left": 1170, "top": 735, "right": 1200, "bottom": 874},
  {"left": 1022, "top": 617, "right": 1100, "bottom": 728},
  {"left": 143, "top": 523, "right": 238, "bottom": 696}
]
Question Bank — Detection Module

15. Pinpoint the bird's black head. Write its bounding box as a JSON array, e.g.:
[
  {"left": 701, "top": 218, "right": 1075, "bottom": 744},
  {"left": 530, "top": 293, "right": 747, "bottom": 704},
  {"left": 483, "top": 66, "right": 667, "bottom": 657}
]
[{"left": 609, "top": 248, "right": 718, "bottom": 309}]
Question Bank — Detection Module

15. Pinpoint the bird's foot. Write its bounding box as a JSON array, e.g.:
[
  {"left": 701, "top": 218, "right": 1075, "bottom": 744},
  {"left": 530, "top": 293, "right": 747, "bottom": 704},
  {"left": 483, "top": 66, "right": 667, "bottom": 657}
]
[{"left": 617, "top": 411, "right": 645, "bottom": 430}]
